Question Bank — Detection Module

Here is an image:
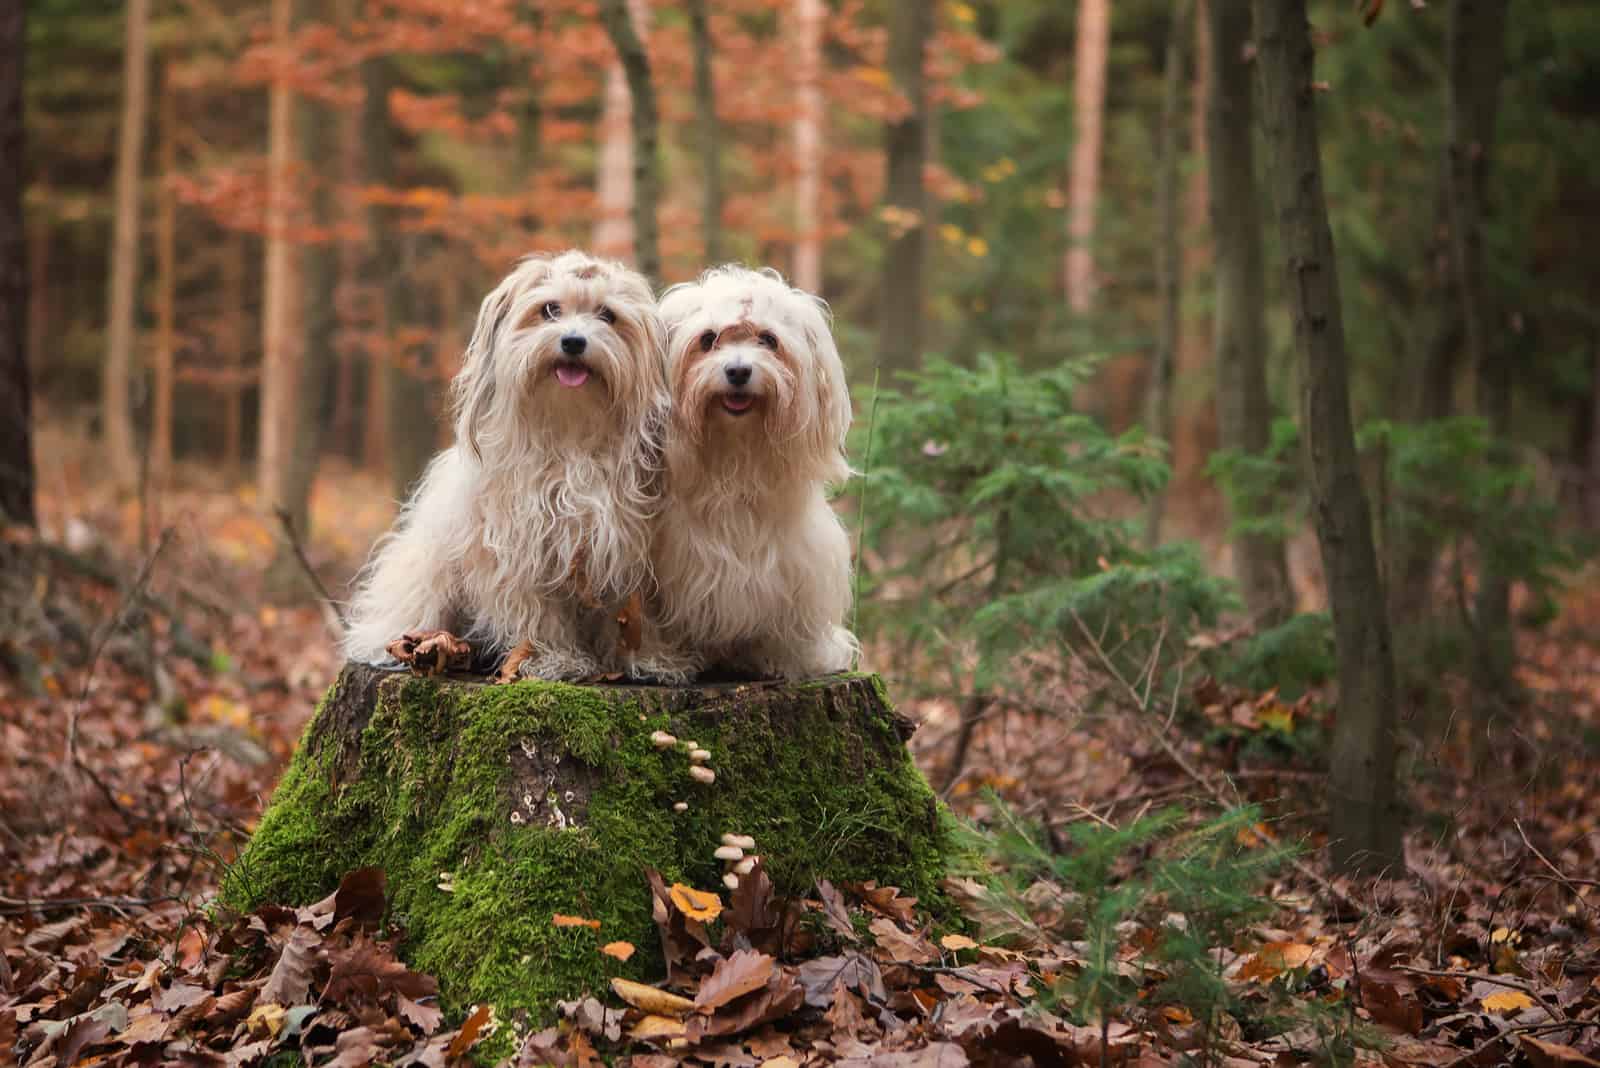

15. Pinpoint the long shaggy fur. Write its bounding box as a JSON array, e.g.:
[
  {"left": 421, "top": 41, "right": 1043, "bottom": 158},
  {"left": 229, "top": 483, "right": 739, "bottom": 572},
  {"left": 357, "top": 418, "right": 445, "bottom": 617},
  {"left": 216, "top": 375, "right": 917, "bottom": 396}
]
[
  {"left": 342, "top": 250, "right": 677, "bottom": 680},
  {"left": 652, "top": 265, "right": 858, "bottom": 679}
]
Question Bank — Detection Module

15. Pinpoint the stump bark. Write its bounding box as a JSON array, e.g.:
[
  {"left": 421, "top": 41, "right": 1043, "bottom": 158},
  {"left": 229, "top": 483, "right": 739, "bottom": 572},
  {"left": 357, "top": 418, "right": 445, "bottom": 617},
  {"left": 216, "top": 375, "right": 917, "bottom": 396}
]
[{"left": 223, "top": 663, "right": 951, "bottom": 1026}]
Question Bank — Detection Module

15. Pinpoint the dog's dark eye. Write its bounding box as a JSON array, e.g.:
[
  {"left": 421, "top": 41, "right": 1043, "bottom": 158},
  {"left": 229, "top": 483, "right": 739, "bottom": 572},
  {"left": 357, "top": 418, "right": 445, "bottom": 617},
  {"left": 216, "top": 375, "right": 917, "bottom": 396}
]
[
  {"left": 595, "top": 306, "right": 616, "bottom": 325},
  {"left": 757, "top": 331, "right": 779, "bottom": 350},
  {"left": 699, "top": 330, "right": 717, "bottom": 352},
  {"left": 541, "top": 301, "right": 561, "bottom": 321}
]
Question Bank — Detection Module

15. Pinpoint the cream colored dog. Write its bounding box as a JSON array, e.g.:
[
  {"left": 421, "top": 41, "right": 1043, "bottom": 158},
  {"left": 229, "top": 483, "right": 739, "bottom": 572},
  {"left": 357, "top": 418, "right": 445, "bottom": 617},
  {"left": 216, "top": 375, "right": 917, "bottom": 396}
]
[
  {"left": 652, "top": 265, "right": 857, "bottom": 679},
  {"left": 342, "top": 250, "right": 676, "bottom": 681}
]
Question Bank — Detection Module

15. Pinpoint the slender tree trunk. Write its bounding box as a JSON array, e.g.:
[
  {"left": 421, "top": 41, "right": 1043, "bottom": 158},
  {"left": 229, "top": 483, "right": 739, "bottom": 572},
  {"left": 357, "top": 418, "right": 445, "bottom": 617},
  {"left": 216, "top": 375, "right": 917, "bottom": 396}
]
[
  {"left": 0, "top": 0, "right": 33, "bottom": 526},
  {"left": 151, "top": 70, "right": 176, "bottom": 490},
  {"left": 1065, "top": 0, "right": 1110, "bottom": 314},
  {"left": 686, "top": 0, "right": 721, "bottom": 264},
  {"left": 1144, "top": 0, "right": 1189, "bottom": 548},
  {"left": 878, "top": 0, "right": 930, "bottom": 371},
  {"left": 598, "top": 0, "right": 660, "bottom": 282},
  {"left": 1210, "top": 0, "right": 1291, "bottom": 627},
  {"left": 267, "top": 36, "right": 337, "bottom": 593},
  {"left": 331, "top": 92, "right": 362, "bottom": 459},
  {"left": 257, "top": 0, "right": 298, "bottom": 517},
  {"left": 362, "top": 57, "right": 428, "bottom": 497},
  {"left": 1445, "top": 0, "right": 1513, "bottom": 726},
  {"left": 792, "top": 0, "right": 825, "bottom": 292},
  {"left": 27, "top": 215, "right": 46, "bottom": 389},
  {"left": 594, "top": 21, "right": 634, "bottom": 260},
  {"left": 223, "top": 232, "right": 245, "bottom": 476},
  {"left": 1588, "top": 341, "right": 1600, "bottom": 529},
  {"left": 1174, "top": 0, "right": 1216, "bottom": 497},
  {"left": 102, "top": 0, "right": 150, "bottom": 491},
  {"left": 1254, "top": 0, "right": 1401, "bottom": 876}
]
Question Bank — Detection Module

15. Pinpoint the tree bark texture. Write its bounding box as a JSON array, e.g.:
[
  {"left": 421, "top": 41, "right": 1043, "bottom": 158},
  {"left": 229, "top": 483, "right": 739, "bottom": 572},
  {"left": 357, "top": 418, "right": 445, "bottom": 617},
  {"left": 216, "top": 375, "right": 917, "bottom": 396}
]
[
  {"left": 1209, "top": 0, "right": 1291, "bottom": 627},
  {"left": 598, "top": 0, "right": 660, "bottom": 283},
  {"left": 878, "top": 0, "right": 930, "bottom": 371},
  {"left": 1144, "top": 0, "right": 1189, "bottom": 549},
  {"left": 686, "top": 0, "right": 721, "bottom": 264},
  {"left": 1254, "top": 0, "right": 1401, "bottom": 876},
  {"left": 224, "top": 665, "right": 950, "bottom": 1021},
  {"left": 0, "top": 0, "right": 33, "bottom": 526},
  {"left": 1445, "top": 0, "right": 1513, "bottom": 718},
  {"left": 102, "top": 0, "right": 150, "bottom": 492},
  {"left": 1174, "top": 0, "right": 1217, "bottom": 496},
  {"left": 1065, "top": 0, "right": 1110, "bottom": 314},
  {"left": 792, "top": 0, "right": 825, "bottom": 293},
  {"left": 257, "top": 0, "right": 298, "bottom": 518}
]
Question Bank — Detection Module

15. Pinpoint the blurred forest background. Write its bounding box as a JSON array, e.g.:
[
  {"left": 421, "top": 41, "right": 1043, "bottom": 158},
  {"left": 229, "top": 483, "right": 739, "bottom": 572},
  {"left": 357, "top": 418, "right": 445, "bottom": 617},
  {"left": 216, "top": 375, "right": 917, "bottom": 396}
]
[{"left": 6, "top": 1, "right": 1600, "bottom": 1064}]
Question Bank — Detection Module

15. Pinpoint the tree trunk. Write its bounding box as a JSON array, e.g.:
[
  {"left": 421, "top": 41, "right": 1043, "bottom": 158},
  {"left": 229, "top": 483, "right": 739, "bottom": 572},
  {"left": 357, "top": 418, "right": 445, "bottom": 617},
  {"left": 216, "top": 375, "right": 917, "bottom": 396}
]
[
  {"left": 223, "top": 665, "right": 950, "bottom": 1021},
  {"left": 686, "top": 0, "right": 721, "bottom": 264},
  {"left": 223, "top": 232, "right": 246, "bottom": 476},
  {"left": 878, "top": 0, "right": 930, "bottom": 372},
  {"left": 102, "top": 0, "right": 150, "bottom": 492},
  {"left": 1173, "top": 0, "right": 1217, "bottom": 499},
  {"left": 1144, "top": 0, "right": 1189, "bottom": 548},
  {"left": 151, "top": 70, "right": 176, "bottom": 493},
  {"left": 331, "top": 87, "right": 363, "bottom": 460},
  {"left": 598, "top": 0, "right": 660, "bottom": 282},
  {"left": 1445, "top": 0, "right": 1513, "bottom": 727},
  {"left": 1065, "top": 0, "right": 1110, "bottom": 315},
  {"left": 266, "top": 24, "right": 338, "bottom": 595},
  {"left": 1209, "top": 0, "right": 1291, "bottom": 627},
  {"left": 0, "top": 0, "right": 33, "bottom": 526},
  {"left": 1588, "top": 340, "right": 1600, "bottom": 529},
  {"left": 257, "top": 0, "right": 299, "bottom": 519},
  {"left": 362, "top": 57, "right": 429, "bottom": 498},
  {"left": 1254, "top": 0, "right": 1401, "bottom": 876},
  {"left": 792, "top": 0, "right": 825, "bottom": 293}
]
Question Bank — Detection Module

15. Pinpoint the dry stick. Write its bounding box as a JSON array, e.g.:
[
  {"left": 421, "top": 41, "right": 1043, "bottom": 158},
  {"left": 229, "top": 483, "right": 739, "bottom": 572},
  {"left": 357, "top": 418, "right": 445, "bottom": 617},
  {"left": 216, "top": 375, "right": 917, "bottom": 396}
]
[
  {"left": 272, "top": 505, "right": 348, "bottom": 633},
  {"left": 1439, "top": 1020, "right": 1599, "bottom": 1068},
  {"left": 0, "top": 893, "right": 181, "bottom": 916},
  {"left": 1069, "top": 611, "right": 1367, "bottom": 918},
  {"left": 1515, "top": 818, "right": 1600, "bottom": 892},
  {"left": 66, "top": 528, "right": 175, "bottom": 786},
  {"left": 1395, "top": 965, "right": 1569, "bottom": 1025}
]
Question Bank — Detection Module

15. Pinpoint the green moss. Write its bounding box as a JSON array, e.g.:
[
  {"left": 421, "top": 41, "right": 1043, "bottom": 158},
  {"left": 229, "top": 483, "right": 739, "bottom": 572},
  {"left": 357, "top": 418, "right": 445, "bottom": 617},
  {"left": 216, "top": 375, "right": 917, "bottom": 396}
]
[{"left": 222, "top": 668, "right": 951, "bottom": 1050}]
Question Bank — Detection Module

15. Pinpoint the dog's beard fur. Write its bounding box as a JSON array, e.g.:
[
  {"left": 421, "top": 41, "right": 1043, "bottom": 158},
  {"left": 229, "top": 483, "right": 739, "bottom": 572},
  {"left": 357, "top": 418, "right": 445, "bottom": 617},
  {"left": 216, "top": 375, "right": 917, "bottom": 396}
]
[
  {"left": 343, "top": 250, "right": 672, "bottom": 680},
  {"left": 652, "top": 265, "right": 858, "bottom": 679}
]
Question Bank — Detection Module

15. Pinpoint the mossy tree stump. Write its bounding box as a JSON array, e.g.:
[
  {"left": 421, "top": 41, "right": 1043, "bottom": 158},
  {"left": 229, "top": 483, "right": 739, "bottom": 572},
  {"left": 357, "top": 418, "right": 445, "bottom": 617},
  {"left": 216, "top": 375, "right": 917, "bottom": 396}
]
[{"left": 223, "top": 663, "right": 950, "bottom": 1026}]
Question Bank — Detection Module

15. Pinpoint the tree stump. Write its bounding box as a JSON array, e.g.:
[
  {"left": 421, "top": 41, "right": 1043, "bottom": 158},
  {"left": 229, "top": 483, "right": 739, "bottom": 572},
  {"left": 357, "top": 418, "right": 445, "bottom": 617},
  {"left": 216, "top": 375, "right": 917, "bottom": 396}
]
[{"left": 222, "top": 663, "right": 951, "bottom": 1027}]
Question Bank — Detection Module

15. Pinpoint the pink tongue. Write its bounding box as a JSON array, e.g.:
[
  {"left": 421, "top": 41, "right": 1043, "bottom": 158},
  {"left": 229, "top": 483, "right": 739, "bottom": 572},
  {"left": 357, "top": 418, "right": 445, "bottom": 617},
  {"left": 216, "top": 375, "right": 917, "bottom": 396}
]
[
  {"left": 556, "top": 363, "right": 590, "bottom": 388},
  {"left": 723, "top": 394, "right": 754, "bottom": 412}
]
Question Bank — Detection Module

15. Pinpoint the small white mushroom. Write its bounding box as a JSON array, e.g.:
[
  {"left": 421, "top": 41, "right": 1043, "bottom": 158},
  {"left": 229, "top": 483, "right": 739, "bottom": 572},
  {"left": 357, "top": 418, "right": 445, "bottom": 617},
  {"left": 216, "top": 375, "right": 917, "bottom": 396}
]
[
  {"left": 684, "top": 741, "right": 700, "bottom": 751},
  {"left": 672, "top": 801, "right": 689, "bottom": 812},
  {"left": 734, "top": 856, "right": 757, "bottom": 876},
  {"left": 714, "top": 845, "right": 745, "bottom": 862},
  {"left": 689, "top": 748, "right": 711, "bottom": 764},
  {"left": 720, "top": 833, "right": 756, "bottom": 850},
  {"left": 651, "top": 730, "right": 678, "bottom": 749},
  {"left": 689, "top": 766, "right": 716, "bottom": 785},
  {"left": 722, "top": 873, "right": 740, "bottom": 890}
]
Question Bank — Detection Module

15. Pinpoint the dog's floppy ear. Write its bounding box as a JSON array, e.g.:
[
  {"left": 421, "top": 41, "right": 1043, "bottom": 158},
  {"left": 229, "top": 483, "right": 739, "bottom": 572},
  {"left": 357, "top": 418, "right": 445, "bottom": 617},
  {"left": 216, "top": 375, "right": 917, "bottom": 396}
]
[
  {"left": 797, "top": 290, "right": 852, "bottom": 458},
  {"left": 453, "top": 255, "right": 550, "bottom": 459}
]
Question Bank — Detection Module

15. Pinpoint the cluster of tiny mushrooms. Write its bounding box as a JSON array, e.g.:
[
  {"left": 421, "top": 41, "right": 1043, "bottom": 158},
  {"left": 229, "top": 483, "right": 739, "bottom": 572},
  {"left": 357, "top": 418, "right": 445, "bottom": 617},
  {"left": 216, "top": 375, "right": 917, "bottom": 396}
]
[{"left": 651, "top": 728, "right": 757, "bottom": 890}]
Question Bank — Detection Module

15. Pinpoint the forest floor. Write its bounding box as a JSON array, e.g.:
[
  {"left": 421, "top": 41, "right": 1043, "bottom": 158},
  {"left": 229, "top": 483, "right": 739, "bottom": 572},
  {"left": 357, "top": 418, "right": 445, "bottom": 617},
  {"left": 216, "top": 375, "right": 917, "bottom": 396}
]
[{"left": 3, "top": 450, "right": 1599, "bottom": 1067}]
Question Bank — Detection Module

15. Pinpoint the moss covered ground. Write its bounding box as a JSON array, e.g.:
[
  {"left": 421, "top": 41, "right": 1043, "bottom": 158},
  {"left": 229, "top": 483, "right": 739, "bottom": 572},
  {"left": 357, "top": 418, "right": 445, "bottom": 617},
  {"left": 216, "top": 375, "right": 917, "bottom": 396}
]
[{"left": 221, "top": 666, "right": 952, "bottom": 1046}]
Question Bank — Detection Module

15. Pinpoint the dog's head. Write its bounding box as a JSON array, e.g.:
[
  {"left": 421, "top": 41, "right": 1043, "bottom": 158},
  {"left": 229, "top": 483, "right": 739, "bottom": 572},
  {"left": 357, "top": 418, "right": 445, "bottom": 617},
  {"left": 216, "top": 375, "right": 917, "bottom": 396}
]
[
  {"left": 452, "top": 250, "right": 667, "bottom": 461},
  {"left": 658, "top": 265, "right": 851, "bottom": 485}
]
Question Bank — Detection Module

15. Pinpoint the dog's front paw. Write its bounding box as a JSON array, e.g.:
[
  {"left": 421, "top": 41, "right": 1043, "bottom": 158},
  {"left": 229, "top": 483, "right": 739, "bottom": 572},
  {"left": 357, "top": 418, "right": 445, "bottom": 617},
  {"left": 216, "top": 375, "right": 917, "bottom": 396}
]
[
  {"left": 386, "top": 629, "right": 472, "bottom": 676},
  {"left": 518, "top": 649, "right": 601, "bottom": 682}
]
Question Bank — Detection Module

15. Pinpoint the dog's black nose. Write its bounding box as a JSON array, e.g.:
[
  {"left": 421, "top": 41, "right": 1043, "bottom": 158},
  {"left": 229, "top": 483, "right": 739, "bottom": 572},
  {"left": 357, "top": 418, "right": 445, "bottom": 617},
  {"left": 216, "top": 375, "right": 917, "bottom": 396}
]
[
  {"left": 724, "top": 364, "right": 752, "bottom": 387},
  {"left": 561, "top": 334, "right": 587, "bottom": 356}
]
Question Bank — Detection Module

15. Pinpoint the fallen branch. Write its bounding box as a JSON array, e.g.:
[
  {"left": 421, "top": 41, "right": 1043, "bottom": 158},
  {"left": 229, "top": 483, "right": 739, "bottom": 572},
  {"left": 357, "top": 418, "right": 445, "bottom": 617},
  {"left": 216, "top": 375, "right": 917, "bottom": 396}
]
[{"left": 272, "top": 506, "right": 348, "bottom": 634}]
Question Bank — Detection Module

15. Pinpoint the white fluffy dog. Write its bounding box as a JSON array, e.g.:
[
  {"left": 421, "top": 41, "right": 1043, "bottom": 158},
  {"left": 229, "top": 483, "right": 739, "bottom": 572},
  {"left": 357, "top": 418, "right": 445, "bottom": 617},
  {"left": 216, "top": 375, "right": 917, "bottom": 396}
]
[
  {"left": 342, "top": 250, "right": 672, "bottom": 681},
  {"left": 652, "top": 265, "right": 858, "bottom": 679}
]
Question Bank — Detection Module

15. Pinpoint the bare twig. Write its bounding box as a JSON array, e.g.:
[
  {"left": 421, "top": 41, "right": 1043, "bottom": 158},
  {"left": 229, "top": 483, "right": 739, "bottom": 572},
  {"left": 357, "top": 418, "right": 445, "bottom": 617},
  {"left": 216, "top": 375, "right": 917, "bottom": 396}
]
[
  {"left": 272, "top": 505, "right": 348, "bottom": 633},
  {"left": 1515, "top": 818, "right": 1600, "bottom": 893},
  {"left": 1396, "top": 965, "right": 1569, "bottom": 1025},
  {"left": 66, "top": 528, "right": 175, "bottom": 793},
  {"left": 0, "top": 893, "right": 181, "bottom": 916}
]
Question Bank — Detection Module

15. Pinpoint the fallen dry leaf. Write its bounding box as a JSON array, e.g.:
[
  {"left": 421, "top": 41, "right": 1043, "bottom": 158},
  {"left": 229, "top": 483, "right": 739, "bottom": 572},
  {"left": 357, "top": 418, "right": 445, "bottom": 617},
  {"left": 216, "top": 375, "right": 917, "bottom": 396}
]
[
  {"left": 601, "top": 941, "right": 636, "bottom": 961},
  {"left": 612, "top": 978, "right": 698, "bottom": 1018},
  {"left": 553, "top": 913, "right": 602, "bottom": 930},
  {"left": 670, "top": 883, "right": 725, "bottom": 923}
]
